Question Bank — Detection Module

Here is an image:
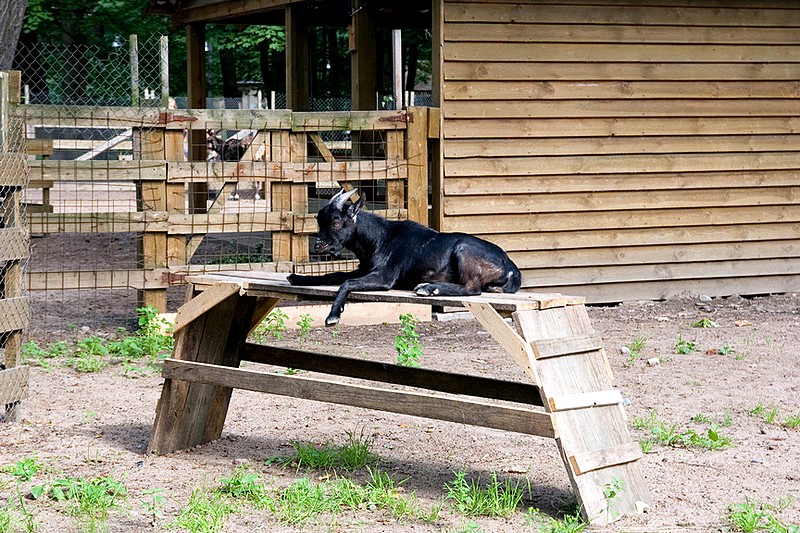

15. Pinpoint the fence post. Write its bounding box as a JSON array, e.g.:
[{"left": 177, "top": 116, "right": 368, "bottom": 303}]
[
  {"left": 160, "top": 36, "right": 170, "bottom": 108},
  {"left": 405, "top": 106, "right": 429, "bottom": 226},
  {"left": 271, "top": 128, "right": 308, "bottom": 264},
  {"left": 130, "top": 35, "right": 140, "bottom": 107}
]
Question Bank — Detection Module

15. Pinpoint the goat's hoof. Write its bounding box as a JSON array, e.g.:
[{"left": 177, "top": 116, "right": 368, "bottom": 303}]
[
  {"left": 325, "top": 315, "right": 340, "bottom": 327},
  {"left": 415, "top": 284, "right": 439, "bottom": 296}
]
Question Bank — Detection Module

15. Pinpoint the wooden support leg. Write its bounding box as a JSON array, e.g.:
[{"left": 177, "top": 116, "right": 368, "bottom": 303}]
[{"left": 147, "top": 290, "right": 277, "bottom": 455}]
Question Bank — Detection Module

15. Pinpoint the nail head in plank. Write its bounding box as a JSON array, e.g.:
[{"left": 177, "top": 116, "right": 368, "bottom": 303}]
[
  {"left": 568, "top": 441, "right": 644, "bottom": 476},
  {"left": 548, "top": 389, "right": 623, "bottom": 412},
  {"left": 532, "top": 333, "right": 604, "bottom": 359}
]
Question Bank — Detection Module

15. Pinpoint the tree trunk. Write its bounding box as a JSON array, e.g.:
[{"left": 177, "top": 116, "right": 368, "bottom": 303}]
[
  {"left": 0, "top": 0, "right": 27, "bottom": 70},
  {"left": 220, "top": 48, "right": 238, "bottom": 99}
]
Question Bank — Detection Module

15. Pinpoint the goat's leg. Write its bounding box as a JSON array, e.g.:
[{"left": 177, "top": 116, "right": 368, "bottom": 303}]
[
  {"left": 414, "top": 281, "right": 481, "bottom": 297},
  {"left": 326, "top": 273, "right": 395, "bottom": 326},
  {"left": 287, "top": 270, "right": 362, "bottom": 287}
]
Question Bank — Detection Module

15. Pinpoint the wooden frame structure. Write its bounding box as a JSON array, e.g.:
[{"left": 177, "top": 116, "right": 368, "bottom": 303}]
[{"left": 148, "top": 271, "right": 652, "bottom": 525}]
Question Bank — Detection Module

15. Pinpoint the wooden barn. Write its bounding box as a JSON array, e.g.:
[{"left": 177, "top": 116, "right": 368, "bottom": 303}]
[{"left": 152, "top": 0, "right": 800, "bottom": 303}]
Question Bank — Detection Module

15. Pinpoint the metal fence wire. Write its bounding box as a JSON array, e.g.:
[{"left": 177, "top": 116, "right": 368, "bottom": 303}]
[
  {"left": 1, "top": 71, "right": 30, "bottom": 422},
  {"left": 14, "top": 36, "right": 167, "bottom": 107}
]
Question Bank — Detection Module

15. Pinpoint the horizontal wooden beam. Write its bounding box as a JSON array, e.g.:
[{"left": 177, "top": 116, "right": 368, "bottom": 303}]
[
  {"left": 162, "top": 359, "right": 556, "bottom": 438},
  {"left": 568, "top": 441, "right": 644, "bottom": 476},
  {"left": 240, "top": 343, "right": 544, "bottom": 406},
  {"left": 532, "top": 334, "right": 604, "bottom": 359},
  {"left": 548, "top": 389, "right": 623, "bottom": 412},
  {"left": 0, "top": 228, "right": 29, "bottom": 261}
]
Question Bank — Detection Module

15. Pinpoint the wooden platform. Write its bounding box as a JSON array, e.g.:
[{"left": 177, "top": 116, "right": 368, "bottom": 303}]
[{"left": 148, "top": 271, "right": 651, "bottom": 525}]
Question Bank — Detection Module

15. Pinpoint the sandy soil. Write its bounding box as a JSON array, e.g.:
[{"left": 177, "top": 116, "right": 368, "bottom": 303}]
[{"left": 2, "top": 292, "right": 800, "bottom": 532}]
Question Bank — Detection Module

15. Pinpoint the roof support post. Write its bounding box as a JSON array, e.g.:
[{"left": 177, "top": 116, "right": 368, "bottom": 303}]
[
  {"left": 349, "top": 0, "right": 377, "bottom": 110},
  {"left": 186, "top": 22, "right": 208, "bottom": 213},
  {"left": 285, "top": 4, "right": 310, "bottom": 111}
]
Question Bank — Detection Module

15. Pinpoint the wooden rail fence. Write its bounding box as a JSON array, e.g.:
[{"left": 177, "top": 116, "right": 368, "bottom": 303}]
[{"left": 12, "top": 99, "right": 435, "bottom": 312}]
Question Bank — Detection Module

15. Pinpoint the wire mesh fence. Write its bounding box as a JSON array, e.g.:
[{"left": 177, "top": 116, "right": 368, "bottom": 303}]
[{"left": 0, "top": 71, "right": 30, "bottom": 421}]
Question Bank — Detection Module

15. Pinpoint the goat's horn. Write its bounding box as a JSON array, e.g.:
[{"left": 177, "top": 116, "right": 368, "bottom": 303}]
[{"left": 331, "top": 188, "right": 357, "bottom": 208}]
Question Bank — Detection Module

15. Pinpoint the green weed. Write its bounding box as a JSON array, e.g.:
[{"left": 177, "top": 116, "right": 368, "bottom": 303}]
[
  {"left": 296, "top": 313, "right": 314, "bottom": 343},
  {"left": 46, "top": 475, "right": 127, "bottom": 533},
  {"left": 622, "top": 336, "right": 646, "bottom": 367},
  {"left": 783, "top": 412, "right": 800, "bottom": 429},
  {"left": 726, "top": 498, "right": 798, "bottom": 533},
  {"left": 395, "top": 313, "right": 423, "bottom": 368},
  {"left": 751, "top": 402, "right": 782, "bottom": 425},
  {"left": 139, "top": 487, "right": 167, "bottom": 522},
  {"left": 264, "top": 308, "right": 289, "bottom": 340},
  {"left": 66, "top": 337, "right": 108, "bottom": 373},
  {"left": 2, "top": 457, "right": 41, "bottom": 482},
  {"left": 280, "top": 428, "right": 379, "bottom": 471},
  {"left": 216, "top": 466, "right": 272, "bottom": 509},
  {"left": 632, "top": 412, "right": 732, "bottom": 450},
  {"left": 444, "top": 470, "right": 524, "bottom": 517},
  {"left": 172, "top": 487, "right": 236, "bottom": 533},
  {"left": 527, "top": 507, "right": 587, "bottom": 533},
  {"left": 674, "top": 336, "right": 697, "bottom": 355},
  {"left": 692, "top": 318, "right": 719, "bottom": 328}
]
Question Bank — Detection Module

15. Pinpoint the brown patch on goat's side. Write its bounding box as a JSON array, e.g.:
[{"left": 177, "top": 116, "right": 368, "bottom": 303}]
[{"left": 459, "top": 257, "right": 504, "bottom": 293}]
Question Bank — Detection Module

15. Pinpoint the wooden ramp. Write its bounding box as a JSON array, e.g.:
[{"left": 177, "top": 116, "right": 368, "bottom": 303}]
[{"left": 148, "top": 271, "right": 651, "bottom": 525}]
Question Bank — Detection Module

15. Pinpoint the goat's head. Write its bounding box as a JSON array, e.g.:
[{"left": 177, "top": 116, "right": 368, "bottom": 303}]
[{"left": 314, "top": 188, "right": 364, "bottom": 257}]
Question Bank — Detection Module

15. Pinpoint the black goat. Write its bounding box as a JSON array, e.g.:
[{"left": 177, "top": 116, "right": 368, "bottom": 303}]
[
  {"left": 206, "top": 129, "right": 254, "bottom": 161},
  {"left": 287, "top": 189, "right": 522, "bottom": 325}
]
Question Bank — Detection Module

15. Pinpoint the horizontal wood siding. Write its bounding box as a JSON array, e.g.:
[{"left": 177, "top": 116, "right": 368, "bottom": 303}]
[{"left": 441, "top": 0, "right": 800, "bottom": 302}]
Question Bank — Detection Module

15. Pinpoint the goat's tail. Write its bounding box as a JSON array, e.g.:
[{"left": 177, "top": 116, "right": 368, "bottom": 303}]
[{"left": 502, "top": 264, "right": 523, "bottom": 293}]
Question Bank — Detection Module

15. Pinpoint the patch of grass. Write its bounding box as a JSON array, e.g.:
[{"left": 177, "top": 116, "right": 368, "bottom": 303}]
[
  {"left": 622, "top": 335, "right": 646, "bottom": 367},
  {"left": 65, "top": 336, "right": 108, "bottom": 373},
  {"left": 783, "top": 411, "right": 800, "bottom": 429},
  {"left": 44, "top": 475, "right": 127, "bottom": 533},
  {"left": 726, "top": 498, "right": 798, "bottom": 533},
  {"left": 173, "top": 487, "right": 237, "bottom": 533},
  {"left": 525, "top": 507, "right": 587, "bottom": 533},
  {"left": 2, "top": 457, "right": 42, "bottom": 483},
  {"left": 692, "top": 318, "right": 719, "bottom": 328},
  {"left": 395, "top": 313, "right": 424, "bottom": 368},
  {"left": 279, "top": 428, "right": 379, "bottom": 472},
  {"left": 674, "top": 335, "right": 697, "bottom": 355},
  {"left": 216, "top": 466, "right": 272, "bottom": 509},
  {"left": 750, "top": 402, "right": 782, "bottom": 425},
  {"left": 444, "top": 470, "right": 524, "bottom": 517},
  {"left": 632, "top": 412, "right": 733, "bottom": 450}
]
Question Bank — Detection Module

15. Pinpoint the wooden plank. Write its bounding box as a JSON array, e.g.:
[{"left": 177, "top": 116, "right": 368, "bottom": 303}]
[
  {"left": 532, "top": 333, "right": 604, "bottom": 359},
  {"left": 444, "top": 3, "right": 800, "bottom": 27},
  {"left": 443, "top": 61, "right": 800, "bottom": 82},
  {"left": 443, "top": 117, "right": 800, "bottom": 138},
  {"left": 444, "top": 170, "right": 800, "bottom": 195},
  {"left": 441, "top": 205, "right": 800, "bottom": 234},
  {"left": 148, "top": 291, "right": 258, "bottom": 455},
  {"left": 444, "top": 99, "right": 800, "bottom": 120},
  {"left": 463, "top": 301, "right": 540, "bottom": 385},
  {"left": 443, "top": 186, "right": 800, "bottom": 215},
  {"left": 0, "top": 298, "right": 30, "bottom": 334},
  {"left": 240, "top": 343, "right": 543, "bottom": 406},
  {"left": 160, "top": 359, "right": 556, "bottom": 439},
  {"left": 549, "top": 389, "right": 623, "bottom": 412},
  {"left": 0, "top": 366, "right": 29, "bottom": 406},
  {"left": 308, "top": 132, "right": 335, "bottom": 162},
  {"left": 173, "top": 282, "right": 243, "bottom": 333},
  {"left": 445, "top": 22, "right": 800, "bottom": 45},
  {"left": 0, "top": 154, "right": 27, "bottom": 187},
  {"left": 445, "top": 134, "right": 800, "bottom": 159},
  {"left": 569, "top": 442, "right": 644, "bottom": 476},
  {"left": 26, "top": 269, "right": 152, "bottom": 291},
  {"left": 30, "top": 160, "right": 167, "bottom": 181},
  {"left": 405, "top": 107, "right": 429, "bottom": 225},
  {"left": 444, "top": 80, "right": 800, "bottom": 101}
]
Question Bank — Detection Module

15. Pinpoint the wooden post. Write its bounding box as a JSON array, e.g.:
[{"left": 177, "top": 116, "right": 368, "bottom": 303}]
[
  {"left": 186, "top": 23, "right": 208, "bottom": 213},
  {"left": 285, "top": 4, "right": 310, "bottom": 111},
  {"left": 130, "top": 34, "right": 140, "bottom": 107},
  {"left": 350, "top": 0, "right": 377, "bottom": 111},
  {"left": 405, "top": 107, "right": 429, "bottom": 225},
  {"left": 271, "top": 131, "right": 308, "bottom": 263},
  {"left": 147, "top": 290, "right": 276, "bottom": 454}
]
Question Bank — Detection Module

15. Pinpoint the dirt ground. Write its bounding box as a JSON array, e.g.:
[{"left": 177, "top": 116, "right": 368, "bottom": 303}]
[{"left": 2, "top": 291, "right": 800, "bottom": 532}]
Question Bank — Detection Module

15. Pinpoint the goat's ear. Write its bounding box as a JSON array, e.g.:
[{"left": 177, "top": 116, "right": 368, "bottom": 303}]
[{"left": 347, "top": 195, "right": 365, "bottom": 219}]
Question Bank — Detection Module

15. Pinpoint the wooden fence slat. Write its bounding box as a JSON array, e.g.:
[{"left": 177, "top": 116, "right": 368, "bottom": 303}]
[
  {"left": 0, "top": 366, "right": 29, "bottom": 406},
  {"left": 548, "top": 389, "right": 623, "bottom": 412},
  {"left": 532, "top": 333, "right": 604, "bottom": 359},
  {"left": 568, "top": 441, "right": 644, "bottom": 476},
  {"left": 161, "top": 358, "right": 556, "bottom": 439}
]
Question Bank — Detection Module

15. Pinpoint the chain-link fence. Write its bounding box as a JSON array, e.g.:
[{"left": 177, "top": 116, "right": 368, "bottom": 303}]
[
  {"left": 14, "top": 36, "right": 167, "bottom": 107},
  {"left": 0, "top": 71, "right": 30, "bottom": 421}
]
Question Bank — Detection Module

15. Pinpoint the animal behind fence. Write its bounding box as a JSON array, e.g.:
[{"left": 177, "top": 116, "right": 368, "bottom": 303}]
[{"left": 288, "top": 189, "right": 522, "bottom": 325}]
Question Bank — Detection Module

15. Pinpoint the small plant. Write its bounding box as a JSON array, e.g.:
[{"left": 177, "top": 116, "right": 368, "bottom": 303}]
[
  {"left": 3, "top": 457, "right": 41, "bottom": 482},
  {"left": 632, "top": 412, "right": 733, "bottom": 450},
  {"left": 281, "top": 428, "right": 379, "bottom": 471},
  {"left": 47, "top": 475, "right": 127, "bottom": 533},
  {"left": 783, "top": 411, "right": 800, "bottom": 429},
  {"left": 719, "top": 345, "right": 735, "bottom": 355},
  {"left": 395, "top": 313, "right": 423, "bottom": 368},
  {"left": 296, "top": 313, "right": 314, "bottom": 342},
  {"left": 602, "top": 477, "right": 624, "bottom": 522},
  {"left": 751, "top": 402, "right": 782, "bottom": 425},
  {"left": 140, "top": 487, "right": 167, "bottom": 523},
  {"left": 622, "top": 336, "right": 646, "bottom": 367},
  {"left": 674, "top": 336, "right": 697, "bottom": 355},
  {"left": 172, "top": 487, "right": 236, "bottom": 533},
  {"left": 217, "top": 466, "right": 271, "bottom": 509},
  {"left": 692, "top": 318, "right": 719, "bottom": 328},
  {"left": 263, "top": 308, "right": 289, "bottom": 341},
  {"left": 108, "top": 306, "right": 174, "bottom": 373},
  {"left": 726, "top": 498, "right": 798, "bottom": 533},
  {"left": 691, "top": 413, "right": 711, "bottom": 424},
  {"left": 444, "top": 470, "right": 524, "bottom": 517}
]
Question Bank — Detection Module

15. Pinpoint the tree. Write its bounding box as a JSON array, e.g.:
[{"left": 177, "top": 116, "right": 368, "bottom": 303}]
[{"left": 0, "top": 0, "right": 27, "bottom": 69}]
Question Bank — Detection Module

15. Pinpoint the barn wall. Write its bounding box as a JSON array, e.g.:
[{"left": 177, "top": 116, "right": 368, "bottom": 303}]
[{"left": 440, "top": 0, "right": 800, "bottom": 302}]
